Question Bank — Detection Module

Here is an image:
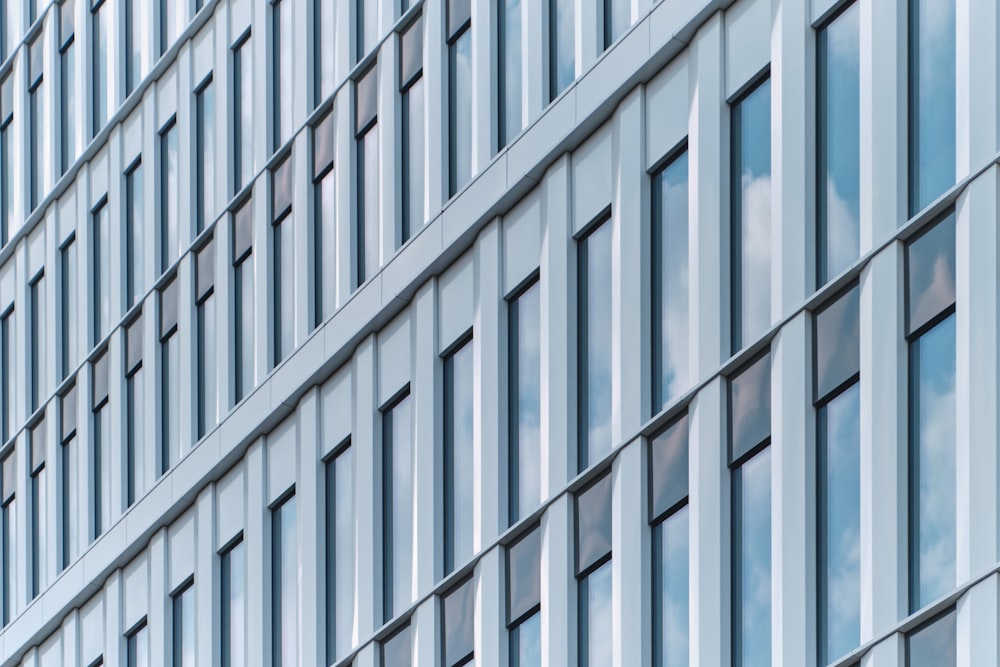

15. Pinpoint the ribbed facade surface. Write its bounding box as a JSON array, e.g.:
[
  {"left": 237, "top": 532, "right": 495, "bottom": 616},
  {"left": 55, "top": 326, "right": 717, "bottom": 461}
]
[{"left": 0, "top": 0, "right": 994, "bottom": 665}]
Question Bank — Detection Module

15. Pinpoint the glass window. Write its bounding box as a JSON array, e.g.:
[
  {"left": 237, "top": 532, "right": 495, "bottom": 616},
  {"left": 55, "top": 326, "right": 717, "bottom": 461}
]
[
  {"left": 233, "top": 199, "right": 255, "bottom": 403},
  {"left": 448, "top": 16, "right": 472, "bottom": 197},
  {"left": 499, "top": 0, "right": 523, "bottom": 148},
  {"left": 0, "top": 309, "right": 10, "bottom": 444},
  {"left": 29, "top": 35, "right": 44, "bottom": 212},
  {"left": 731, "top": 77, "right": 772, "bottom": 352},
  {"left": 60, "top": 384, "right": 78, "bottom": 569},
  {"left": 906, "top": 213, "right": 956, "bottom": 336},
  {"left": 92, "top": 200, "right": 110, "bottom": 345},
  {"left": 160, "top": 0, "right": 177, "bottom": 55},
  {"left": 909, "top": 0, "right": 956, "bottom": 215},
  {"left": 357, "top": 0, "right": 378, "bottom": 62},
  {"left": 817, "top": 2, "right": 860, "bottom": 284},
  {"left": 30, "top": 416, "right": 46, "bottom": 599},
  {"left": 92, "top": 0, "right": 109, "bottom": 137},
  {"left": 603, "top": 0, "right": 630, "bottom": 49},
  {"left": 125, "top": 316, "right": 144, "bottom": 506},
  {"left": 272, "top": 494, "right": 298, "bottom": 667},
  {"left": 1, "top": 73, "right": 12, "bottom": 246},
  {"left": 549, "top": 0, "right": 574, "bottom": 100},
  {"left": 272, "top": 158, "right": 294, "bottom": 365},
  {"left": 509, "top": 279, "right": 541, "bottom": 524},
  {"left": 126, "top": 160, "right": 144, "bottom": 308},
  {"left": 160, "top": 119, "right": 179, "bottom": 272},
  {"left": 0, "top": 451, "right": 14, "bottom": 625},
  {"left": 576, "top": 473, "right": 613, "bottom": 667},
  {"left": 814, "top": 285, "right": 860, "bottom": 400},
  {"left": 381, "top": 624, "right": 411, "bottom": 667},
  {"left": 443, "top": 576, "right": 475, "bottom": 667},
  {"left": 507, "top": 526, "right": 541, "bottom": 667},
  {"left": 172, "top": 583, "right": 195, "bottom": 667},
  {"left": 906, "top": 608, "right": 956, "bottom": 667},
  {"left": 578, "top": 219, "right": 613, "bottom": 470},
  {"left": 233, "top": 33, "right": 253, "bottom": 194},
  {"left": 126, "top": 620, "right": 149, "bottom": 667},
  {"left": 160, "top": 278, "right": 180, "bottom": 474},
  {"left": 221, "top": 540, "right": 246, "bottom": 667},
  {"left": 729, "top": 351, "right": 771, "bottom": 463},
  {"left": 315, "top": 0, "right": 335, "bottom": 103},
  {"left": 444, "top": 338, "right": 474, "bottom": 574},
  {"left": 91, "top": 352, "right": 111, "bottom": 539},
  {"left": 326, "top": 444, "right": 354, "bottom": 663},
  {"left": 732, "top": 447, "right": 771, "bottom": 667},
  {"left": 195, "top": 76, "right": 215, "bottom": 234},
  {"left": 60, "top": 237, "right": 77, "bottom": 379},
  {"left": 125, "top": 0, "right": 144, "bottom": 96},
  {"left": 356, "top": 105, "right": 379, "bottom": 286},
  {"left": 383, "top": 393, "right": 414, "bottom": 621},
  {"left": 400, "top": 18, "right": 424, "bottom": 243},
  {"left": 313, "top": 111, "right": 336, "bottom": 325},
  {"left": 196, "top": 242, "right": 217, "bottom": 439},
  {"left": 652, "top": 149, "right": 690, "bottom": 411},
  {"left": 29, "top": 273, "right": 45, "bottom": 413},
  {"left": 273, "top": 0, "right": 292, "bottom": 150},
  {"left": 60, "top": 0, "right": 78, "bottom": 174}
]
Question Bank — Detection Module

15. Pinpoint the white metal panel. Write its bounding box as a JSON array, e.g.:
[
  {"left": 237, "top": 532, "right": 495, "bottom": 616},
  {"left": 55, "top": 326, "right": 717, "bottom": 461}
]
[
  {"left": 216, "top": 466, "right": 246, "bottom": 550},
  {"left": 571, "top": 127, "right": 613, "bottom": 234},
  {"left": 169, "top": 510, "right": 197, "bottom": 591},
  {"left": 80, "top": 594, "right": 105, "bottom": 665},
  {"left": 725, "top": 0, "right": 771, "bottom": 97},
  {"left": 645, "top": 55, "right": 689, "bottom": 169},
  {"left": 502, "top": 192, "right": 541, "bottom": 295},
  {"left": 378, "top": 311, "right": 412, "bottom": 406},
  {"left": 438, "top": 252, "right": 474, "bottom": 352},
  {"left": 321, "top": 365, "right": 354, "bottom": 456},
  {"left": 267, "top": 416, "right": 298, "bottom": 504},
  {"left": 123, "top": 554, "right": 150, "bottom": 630}
]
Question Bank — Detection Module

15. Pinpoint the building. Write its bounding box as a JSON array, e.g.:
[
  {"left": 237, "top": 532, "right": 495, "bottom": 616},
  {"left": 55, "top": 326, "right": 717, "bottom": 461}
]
[{"left": 0, "top": 0, "right": 992, "bottom": 664}]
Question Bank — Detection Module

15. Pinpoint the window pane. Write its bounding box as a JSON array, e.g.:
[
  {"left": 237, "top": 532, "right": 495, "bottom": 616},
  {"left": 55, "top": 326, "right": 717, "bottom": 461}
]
[
  {"left": 381, "top": 625, "right": 411, "bottom": 667},
  {"left": 817, "top": 3, "right": 860, "bottom": 284},
  {"left": 272, "top": 495, "right": 298, "bottom": 667},
  {"left": 449, "top": 29, "right": 472, "bottom": 196},
  {"left": 401, "top": 77, "right": 425, "bottom": 242},
  {"left": 61, "top": 240, "right": 77, "bottom": 378},
  {"left": 315, "top": 168, "right": 336, "bottom": 323},
  {"left": 445, "top": 341, "right": 474, "bottom": 573},
  {"left": 357, "top": 0, "right": 378, "bottom": 61},
  {"left": 654, "top": 506, "right": 689, "bottom": 667},
  {"left": 0, "top": 312, "right": 7, "bottom": 444},
  {"left": 92, "top": 3, "right": 109, "bottom": 135},
  {"left": 196, "top": 80, "right": 215, "bottom": 233},
  {"left": 93, "top": 203, "right": 110, "bottom": 344},
  {"left": 511, "top": 611, "right": 541, "bottom": 667},
  {"left": 814, "top": 285, "right": 860, "bottom": 401},
  {"left": 819, "top": 383, "right": 860, "bottom": 663},
  {"left": 274, "top": 214, "right": 295, "bottom": 364},
  {"left": 500, "top": 0, "right": 523, "bottom": 147},
  {"left": 906, "top": 213, "right": 956, "bottom": 336},
  {"left": 443, "top": 577, "right": 475, "bottom": 666},
  {"left": 507, "top": 527, "right": 541, "bottom": 623},
  {"left": 731, "top": 78, "right": 771, "bottom": 352},
  {"left": 125, "top": 0, "right": 145, "bottom": 94},
  {"left": 29, "top": 276, "right": 45, "bottom": 412},
  {"left": 327, "top": 446, "right": 355, "bottom": 662},
  {"left": 221, "top": 541, "right": 246, "bottom": 667},
  {"left": 161, "top": 332, "right": 180, "bottom": 472},
  {"left": 510, "top": 280, "right": 541, "bottom": 523},
  {"left": 384, "top": 395, "right": 413, "bottom": 620},
  {"left": 172, "top": 586, "right": 195, "bottom": 667},
  {"left": 580, "top": 560, "right": 612, "bottom": 667},
  {"left": 734, "top": 447, "right": 771, "bottom": 667},
  {"left": 127, "top": 623, "right": 149, "bottom": 667},
  {"left": 578, "top": 221, "right": 613, "bottom": 469},
  {"left": 729, "top": 352, "right": 771, "bottom": 464},
  {"left": 315, "top": 0, "right": 335, "bottom": 101},
  {"left": 549, "top": 0, "right": 575, "bottom": 100},
  {"left": 234, "top": 36, "right": 254, "bottom": 193},
  {"left": 910, "top": 314, "right": 956, "bottom": 611},
  {"left": 197, "top": 295, "right": 217, "bottom": 438},
  {"left": 126, "top": 162, "right": 144, "bottom": 307},
  {"left": 652, "top": 151, "right": 690, "bottom": 410},
  {"left": 93, "top": 404, "right": 111, "bottom": 538},
  {"left": 650, "top": 415, "right": 688, "bottom": 520},
  {"left": 358, "top": 127, "right": 380, "bottom": 285},
  {"left": 126, "top": 368, "right": 145, "bottom": 504},
  {"left": 576, "top": 473, "right": 612, "bottom": 576},
  {"left": 909, "top": 0, "right": 955, "bottom": 215},
  {"left": 273, "top": 0, "right": 293, "bottom": 149},
  {"left": 61, "top": 42, "right": 77, "bottom": 173},
  {"left": 906, "top": 609, "right": 956, "bottom": 667},
  {"left": 161, "top": 122, "right": 179, "bottom": 271},
  {"left": 603, "top": 0, "right": 629, "bottom": 48}
]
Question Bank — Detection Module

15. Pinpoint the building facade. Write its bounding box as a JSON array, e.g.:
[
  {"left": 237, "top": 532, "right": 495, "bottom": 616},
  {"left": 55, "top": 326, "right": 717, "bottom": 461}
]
[{"left": 0, "top": 0, "right": 994, "bottom": 665}]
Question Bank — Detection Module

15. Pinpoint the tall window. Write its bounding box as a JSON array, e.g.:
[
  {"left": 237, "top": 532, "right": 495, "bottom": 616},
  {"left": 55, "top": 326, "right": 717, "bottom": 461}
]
[
  {"left": 603, "top": 0, "right": 630, "bottom": 48},
  {"left": 507, "top": 526, "right": 541, "bottom": 667},
  {"left": 172, "top": 582, "right": 195, "bottom": 667},
  {"left": 315, "top": 0, "right": 335, "bottom": 103},
  {"left": 0, "top": 451, "right": 14, "bottom": 625},
  {"left": 442, "top": 576, "right": 475, "bottom": 667},
  {"left": 356, "top": 0, "right": 377, "bottom": 62},
  {"left": 909, "top": 0, "right": 956, "bottom": 215},
  {"left": 444, "top": 338, "right": 474, "bottom": 574},
  {"left": 817, "top": 2, "right": 860, "bottom": 285},
  {"left": 548, "top": 0, "right": 574, "bottom": 101},
  {"left": 126, "top": 159, "right": 144, "bottom": 308},
  {"left": 576, "top": 473, "right": 613, "bottom": 667},
  {"left": 160, "top": 118, "right": 179, "bottom": 272},
  {"left": 729, "top": 351, "right": 771, "bottom": 667},
  {"left": 326, "top": 444, "right": 354, "bottom": 664},
  {"left": 508, "top": 278, "right": 540, "bottom": 524},
  {"left": 232, "top": 199, "right": 255, "bottom": 403},
  {"left": 272, "top": 0, "right": 292, "bottom": 151},
  {"left": 29, "top": 273, "right": 45, "bottom": 413},
  {"left": 60, "top": 237, "right": 77, "bottom": 378},
  {"left": 29, "top": 416, "right": 46, "bottom": 599},
  {"left": 125, "top": 316, "right": 144, "bottom": 506},
  {"left": 60, "top": 0, "right": 78, "bottom": 173},
  {"left": 91, "top": 352, "right": 110, "bottom": 539},
  {"left": 196, "top": 241, "right": 217, "bottom": 439},
  {"left": 195, "top": 76, "right": 215, "bottom": 234},
  {"left": 652, "top": 149, "right": 690, "bottom": 411},
  {"left": 906, "top": 213, "right": 956, "bottom": 612},
  {"left": 92, "top": 200, "right": 110, "bottom": 346},
  {"left": 0, "top": 308, "right": 10, "bottom": 444},
  {"left": 355, "top": 66, "right": 379, "bottom": 287},
  {"left": 382, "top": 393, "right": 413, "bottom": 622},
  {"left": 159, "top": 0, "right": 177, "bottom": 56},
  {"left": 91, "top": 0, "right": 110, "bottom": 137},
  {"left": 125, "top": 0, "right": 145, "bottom": 96},
  {"left": 272, "top": 494, "right": 298, "bottom": 667},
  {"left": 906, "top": 608, "right": 956, "bottom": 667},
  {"left": 578, "top": 216, "right": 613, "bottom": 470},
  {"left": 400, "top": 17, "right": 424, "bottom": 243},
  {"left": 381, "top": 624, "right": 411, "bottom": 667},
  {"left": 447, "top": 0, "right": 472, "bottom": 196},
  {"left": 160, "top": 278, "right": 179, "bottom": 474},
  {"left": 126, "top": 620, "right": 149, "bottom": 667},
  {"left": 233, "top": 33, "right": 253, "bottom": 194},
  {"left": 814, "top": 284, "right": 861, "bottom": 664},
  {"left": 650, "top": 415, "right": 689, "bottom": 667},
  {"left": 28, "top": 35, "right": 44, "bottom": 211},
  {"left": 272, "top": 158, "right": 294, "bottom": 366},
  {"left": 313, "top": 110, "right": 336, "bottom": 326},
  {"left": 59, "top": 384, "right": 78, "bottom": 569},
  {"left": 731, "top": 77, "right": 771, "bottom": 353},
  {"left": 1, "top": 73, "right": 12, "bottom": 246},
  {"left": 221, "top": 539, "right": 246, "bottom": 667},
  {"left": 498, "top": 0, "right": 523, "bottom": 149}
]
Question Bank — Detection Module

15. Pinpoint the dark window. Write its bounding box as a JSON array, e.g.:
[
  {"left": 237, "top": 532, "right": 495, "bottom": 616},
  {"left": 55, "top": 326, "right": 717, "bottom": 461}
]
[
  {"left": 126, "top": 160, "right": 144, "bottom": 308},
  {"left": 60, "top": 0, "right": 78, "bottom": 173},
  {"left": 160, "top": 118, "right": 179, "bottom": 271},
  {"left": 233, "top": 199, "right": 255, "bottom": 402},
  {"left": 29, "top": 273, "right": 44, "bottom": 413},
  {"left": 272, "top": 158, "right": 294, "bottom": 365},
  {"left": 906, "top": 608, "right": 956, "bottom": 667},
  {"left": 221, "top": 540, "right": 246, "bottom": 667},
  {"left": 498, "top": 0, "right": 523, "bottom": 148},
  {"left": 326, "top": 444, "right": 354, "bottom": 663},
  {"left": 356, "top": 66, "right": 379, "bottom": 287},
  {"left": 548, "top": 0, "right": 574, "bottom": 101},
  {"left": 728, "top": 351, "right": 771, "bottom": 463},
  {"left": 195, "top": 76, "right": 215, "bottom": 234},
  {"left": 29, "top": 416, "right": 46, "bottom": 599},
  {"left": 28, "top": 35, "right": 44, "bottom": 211},
  {"left": 507, "top": 526, "right": 541, "bottom": 667},
  {"left": 125, "top": 315, "right": 144, "bottom": 506},
  {"left": 92, "top": 200, "right": 110, "bottom": 345},
  {"left": 443, "top": 576, "right": 475, "bottom": 666},
  {"left": 508, "top": 278, "right": 541, "bottom": 524},
  {"left": 92, "top": 0, "right": 109, "bottom": 136},
  {"left": 272, "top": 494, "right": 298, "bottom": 667},
  {"left": 160, "top": 278, "right": 180, "bottom": 474},
  {"left": 0, "top": 451, "right": 13, "bottom": 625},
  {"left": 381, "top": 624, "right": 411, "bottom": 667},
  {"left": 91, "top": 351, "right": 110, "bottom": 539},
  {"left": 383, "top": 393, "right": 413, "bottom": 622},
  {"left": 233, "top": 33, "right": 253, "bottom": 194},
  {"left": 196, "top": 241, "right": 217, "bottom": 439},
  {"left": 577, "top": 217, "right": 613, "bottom": 470},
  {"left": 400, "top": 17, "right": 424, "bottom": 243},
  {"left": 447, "top": 2, "right": 472, "bottom": 197},
  {"left": 60, "top": 383, "right": 78, "bottom": 569},
  {"left": 313, "top": 110, "right": 336, "bottom": 326},
  {"left": 576, "top": 473, "right": 613, "bottom": 667},
  {"left": 272, "top": 0, "right": 292, "bottom": 150}
]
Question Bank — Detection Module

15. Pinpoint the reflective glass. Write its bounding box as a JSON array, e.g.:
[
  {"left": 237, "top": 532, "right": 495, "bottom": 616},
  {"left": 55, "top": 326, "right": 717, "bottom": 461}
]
[
  {"left": 604, "top": 0, "right": 630, "bottom": 48},
  {"left": 274, "top": 0, "right": 293, "bottom": 148},
  {"left": 402, "top": 77, "right": 425, "bottom": 242},
  {"left": 172, "top": 586, "right": 195, "bottom": 667},
  {"left": 508, "top": 527, "right": 541, "bottom": 622},
  {"left": 654, "top": 506, "right": 689, "bottom": 667},
  {"left": 197, "top": 295, "right": 217, "bottom": 438},
  {"left": 234, "top": 36, "right": 254, "bottom": 193},
  {"left": 653, "top": 151, "right": 690, "bottom": 409},
  {"left": 315, "top": 168, "right": 336, "bottom": 323},
  {"left": 161, "top": 122, "right": 179, "bottom": 270},
  {"left": 448, "top": 0, "right": 471, "bottom": 38},
  {"left": 384, "top": 395, "right": 414, "bottom": 620},
  {"left": 327, "top": 446, "right": 355, "bottom": 662},
  {"left": 511, "top": 611, "right": 541, "bottom": 667},
  {"left": 443, "top": 577, "right": 475, "bottom": 666},
  {"left": 161, "top": 0, "right": 177, "bottom": 54},
  {"left": 906, "top": 213, "right": 955, "bottom": 336},
  {"left": 906, "top": 609, "right": 956, "bottom": 667},
  {"left": 61, "top": 241, "right": 78, "bottom": 378},
  {"left": 274, "top": 214, "right": 295, "bottom": 364},
  {"left": 161, "top": 333, "right": 179, "bottom": 471},
  {"left": 92, "top": 3, "right": 109, "bottom": 135},
  {"left": 576, "top": 473, "right": 612, "bottom": 575},
  {"left": 60, "top": 424, "right": 78, "bottom": 568},
  {"left": 510, "top": 281, "right": 541, "bottom": 523},
  {"left": 127, "top": 623, "right": 149, "bottom": 667},
  {"left": 0, "top": 313, "right": 7, "bottom": 443},
  {"left": 732, "top": 79, "right": 771, "bottom": 351},
  {"left": 93, "top": 203, "right": 110, "bottom": 344},
  {"left": 0, "top": 461, "right": 13, "bottom": 624},
  {"left": 650, "top": 415, "right": 688, "bottom": 519},
  {"left": 29, "top": 277, "right": 45, "bottom": 411},
  {"left": 580, "top": 560, "right": 612, "bottom": 667},
  {"left": 449, "top": 30, "right": 472, "bottom": 196},
  {"left": 126, "top": 162, "right": 144, "bottom": 307},
  {"left": 817, "top": 3, "right": 860, "bottom": 284},
  {"left": 381, "top": 625, "right": 411, "bottom": 667},
  {"left": 549, "top": 0, "right": 575, "bottom": 100},
  {"left": 910, "top": 315, "right": 955, "bottom": 611},
  {"left": 909, "top": 0, "right": 955, "bottom": 215},
  {"left": 273, "top": 495, "right": 298, "bottom": 667},
  {"left": 1, "top": 121, "right": 10, "bottom": 245},
  {"left": 235, "top": 258, "right": 255, "bottom": 402},
  {"left": 729, "top": 352, "right": 770, "bottom": 464},
  {"left": 734, "top": 447, "right": 771, "bottom": 667},
  {"left": 358, "top": 127, "right": 380, "bottom": 285},
  {"left": 358, "top": 0, "right": 378, "bottom": 61},
  {"left": 500, "top": 0, "right": 523, "bottom": 147},
  {"left": 316, "top": 0, "right": 335, "bottom": 102},
  {"left": 126, "top": 368, "right": 145, "bottom": 505},
  {"left": 125, "top": 0, "right": 143, "bottom": 94},
  {"left": 819, "top": 383, "right": 860, "bottom": 663},
  {"left": 93, "top": 404, "right": 111, "bottom": 537},
  {"left": 221, "top": 541, "right": 246, "bottom": 667},
  {"left": 579, "top": 221, "right": 613, "bottom": 468},
  {"left": 814, "top": 285, "right": 860, "bottom": 401},
  {"left": 196, "top": 80, "right": 215, "bottom": 233},
  {"left": 61, "top": 42, "right": 77, "bottom": 172},
  {"left": 445, "top": 341, "right": 474, "bottom": 573}
]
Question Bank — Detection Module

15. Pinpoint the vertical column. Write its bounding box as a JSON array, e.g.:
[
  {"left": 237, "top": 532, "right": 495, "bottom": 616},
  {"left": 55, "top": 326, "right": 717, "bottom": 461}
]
[
  {"left": 104, "top": 573, "right": 123, "bottom": 667},
  {"left": 62, "top": 609, "right": 80, "bottom": 667},
  {"left": 413, "top": 281, "right": 439, "bottom": 596},
  {"left": 413, "top": 595, "right": 440, "bottom": 666},
  {"left": 148, "top": 530, "right": 167, "bottom": 667},
  {"left": 614, "top": 439, "right": 648, "bottom": 666},
  {"left": 477, "top": 547, "right": 503, "bottom": 667},
  {"left": 956, "top": 0, "right": 998, "bottom": 179},
  {"left": 859, "top": 244, "right": 906, "bottom": 639},
  {"left": 297, "top": 389, "right": 321, "bottom": 666},
  {"left": 353, "top": 336, "right": 378, "bottom": 638},
  {"left": 865, "top": 635, "right": 904, "bottom": 667},
  {"left": 771, "top": 312, "right": 815, "bottom": 666},
  {"left": 957, "top": 575, "right": 999, "bottom": 667},
  {"left": 476, "top": 224, "right": 503, "bottom": 545},
  {"left": 542, "top": 494, "right": 573, "bottom": 667},
  {"left": 194, "top": 486, "right": 215, "bottom": 666},
  {"left": 245, "top": 438, "right": 266, "bottom": 667}
]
